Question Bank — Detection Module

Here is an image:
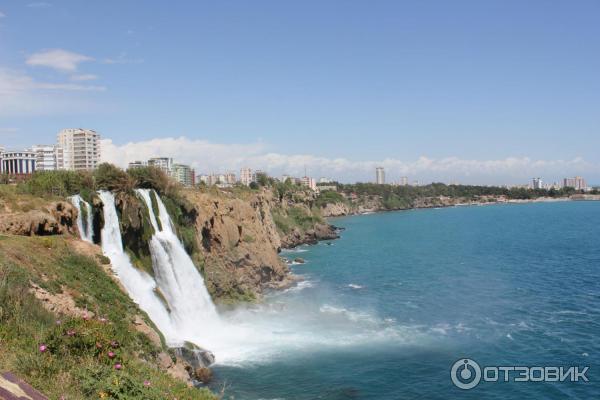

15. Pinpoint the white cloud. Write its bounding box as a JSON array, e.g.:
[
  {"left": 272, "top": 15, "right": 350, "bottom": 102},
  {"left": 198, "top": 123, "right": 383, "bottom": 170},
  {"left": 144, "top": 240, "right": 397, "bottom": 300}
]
[
  {"left": 26, "top": 49, "right": 93, "bottom": 72},
  {"left": 0, "top": 68, "right": 104, "bottom": 116},
  {"left": 70, "top": 74, "right": 98, "bottom": 81},
  {"left": 101, "top": 136, "right": 599, "bottom": 184}
]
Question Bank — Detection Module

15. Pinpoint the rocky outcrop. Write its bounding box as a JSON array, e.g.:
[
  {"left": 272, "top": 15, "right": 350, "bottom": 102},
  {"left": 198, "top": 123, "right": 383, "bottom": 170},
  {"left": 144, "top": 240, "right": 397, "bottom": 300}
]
[
  {"left": 183, "top": 189, "right": 293, "bottom": 302},
  {"left": 320, "top": 202, "right": 351, "bottom": 217},
  {"left": 0, "top": 201, "right": 78, "bottom": 236},
  {"left": 280, "top": 223, "right": 339, "bottom": 248}
]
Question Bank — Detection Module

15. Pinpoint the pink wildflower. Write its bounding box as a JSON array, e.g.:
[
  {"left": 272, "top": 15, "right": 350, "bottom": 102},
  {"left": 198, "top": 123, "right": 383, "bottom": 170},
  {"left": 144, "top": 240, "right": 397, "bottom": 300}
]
[
  {"left": 39, "top": 344, "right": 47, "bottom": 353},
  {"left": 114, "top": 363, "right": 122, "bottom": 370}
]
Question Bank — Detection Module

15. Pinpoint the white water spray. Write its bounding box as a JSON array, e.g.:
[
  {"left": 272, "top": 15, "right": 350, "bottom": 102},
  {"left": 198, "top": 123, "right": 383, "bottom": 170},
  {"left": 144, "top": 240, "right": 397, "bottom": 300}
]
[{"left": 69, "top": 195, "right": 94, "bottom": 243}]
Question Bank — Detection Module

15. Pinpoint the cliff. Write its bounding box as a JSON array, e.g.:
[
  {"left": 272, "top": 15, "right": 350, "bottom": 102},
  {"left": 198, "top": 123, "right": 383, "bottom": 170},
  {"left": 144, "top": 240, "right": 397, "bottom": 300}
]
[
  {"left": 181, "top": 189, "right": 293, "bottom": 302},
  {"left": 0, "top": 184, "right": 337, "bottom": 305}
]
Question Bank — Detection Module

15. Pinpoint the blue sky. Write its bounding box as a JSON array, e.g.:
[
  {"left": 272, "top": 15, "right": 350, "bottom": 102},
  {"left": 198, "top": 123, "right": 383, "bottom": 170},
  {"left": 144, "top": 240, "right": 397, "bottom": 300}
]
[{"left": 0, "top": 1, "right": 599, "bottom": 184}]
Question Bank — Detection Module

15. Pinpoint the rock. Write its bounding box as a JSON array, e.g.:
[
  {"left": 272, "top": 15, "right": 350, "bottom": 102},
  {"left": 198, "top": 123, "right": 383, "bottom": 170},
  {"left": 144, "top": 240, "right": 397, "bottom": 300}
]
[
  {"left": 0, "top": 201, "right": 78, "bottom": 236},
  {"left": 183, "top": 190, "right": 292, "bottom": 301},
  {"left": 172, "top": 342, "right": 216, "bottom": 369},
  {"left": 320, "top": 202, "right": 350, "bottom": 217},
  {"left": 193, "top": 367, "right": 213, "bottom": 384},
  {"left": 132, "top": 315, "right": 163, "bottom": 348},
  {"left": 293, "top": 257, "right": 305, "bottom": 264}
]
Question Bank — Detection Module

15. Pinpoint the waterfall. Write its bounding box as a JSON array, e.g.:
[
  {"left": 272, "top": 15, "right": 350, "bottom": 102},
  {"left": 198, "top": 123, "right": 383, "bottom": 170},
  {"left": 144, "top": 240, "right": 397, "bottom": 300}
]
[
  {"left": 69, "top": 194, "right": 94, "bottom": 243},
  {"left": 97, "top": 189, "right": 221, "bottom": 349},
  {"left": 97, "top": 191, "right": 178, "bottom": 341},
  {"left": 94, "top": 189, "right": 400, "bottom": 367},
  {"left": 135, "top": 189, "right": 220, "bottom": 337}
]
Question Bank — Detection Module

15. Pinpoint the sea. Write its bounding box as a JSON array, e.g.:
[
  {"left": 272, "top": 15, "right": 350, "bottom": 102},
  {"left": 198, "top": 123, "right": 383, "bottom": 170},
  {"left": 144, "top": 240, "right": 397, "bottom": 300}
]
[{"left": 210, "top": 201, "right": 600, "bottom": 399}]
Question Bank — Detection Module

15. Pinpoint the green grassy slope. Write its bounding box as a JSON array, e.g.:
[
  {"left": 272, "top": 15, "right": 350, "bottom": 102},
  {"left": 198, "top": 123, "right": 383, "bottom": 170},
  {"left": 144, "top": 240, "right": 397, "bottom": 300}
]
[{"left": 0, "top": 234, "right": 217, "bottom": 400}]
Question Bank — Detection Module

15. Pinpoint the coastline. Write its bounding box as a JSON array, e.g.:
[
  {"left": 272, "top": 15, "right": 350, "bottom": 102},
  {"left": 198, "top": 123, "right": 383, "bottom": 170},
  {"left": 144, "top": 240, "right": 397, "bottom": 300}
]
[{"left": 323, "top": 194, "right": 600, "bottom": 219}]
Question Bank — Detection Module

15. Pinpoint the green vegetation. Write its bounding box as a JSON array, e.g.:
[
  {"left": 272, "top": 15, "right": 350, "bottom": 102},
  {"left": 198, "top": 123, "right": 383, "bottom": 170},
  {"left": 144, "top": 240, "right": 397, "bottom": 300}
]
[
  {"left": 0, "top": 235, "right": 216, "bottom": 400},
  {"left": 314, "top": 190, "right": 346, "bottom": 208},
  {"left": 272, "top": 206, "right": 323, "bottom": 235},
  {"left": 337, "top": 182, "right": 579, "bottom": 201}
]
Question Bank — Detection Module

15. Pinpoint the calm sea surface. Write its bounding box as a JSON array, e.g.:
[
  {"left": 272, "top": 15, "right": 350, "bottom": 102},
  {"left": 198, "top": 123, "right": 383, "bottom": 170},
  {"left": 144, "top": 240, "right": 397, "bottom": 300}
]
[{"left": 211, "top": 201, "right": 600, "bottom": 399}]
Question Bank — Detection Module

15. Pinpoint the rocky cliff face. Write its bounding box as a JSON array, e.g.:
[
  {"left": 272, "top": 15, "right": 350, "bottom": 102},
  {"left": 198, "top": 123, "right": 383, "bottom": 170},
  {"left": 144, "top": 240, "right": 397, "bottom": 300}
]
[
  {"left": 0, "top": 201, "right": 78, "bottom": 236},
  {"left": 182, "top": 189, "right": 293, "bottom": 302},
  {"left": 0, "top": 187, "right": 338, "bottom": 303},
  {"left": 320, "top": 202, "right": 351, "bottom": 217}
]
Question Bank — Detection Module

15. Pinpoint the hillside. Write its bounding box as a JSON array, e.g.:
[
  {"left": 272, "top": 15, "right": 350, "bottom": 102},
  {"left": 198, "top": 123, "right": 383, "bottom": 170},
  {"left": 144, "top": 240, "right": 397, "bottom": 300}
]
[{"left": 0, "top": 234, "right": 217, "bottom": 400}]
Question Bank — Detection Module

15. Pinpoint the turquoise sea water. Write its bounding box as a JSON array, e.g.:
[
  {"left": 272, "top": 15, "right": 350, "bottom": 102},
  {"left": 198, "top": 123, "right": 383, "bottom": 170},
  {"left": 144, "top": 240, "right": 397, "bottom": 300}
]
[{"left": 211, "top": 201, "right": 600, "bottom": 399}]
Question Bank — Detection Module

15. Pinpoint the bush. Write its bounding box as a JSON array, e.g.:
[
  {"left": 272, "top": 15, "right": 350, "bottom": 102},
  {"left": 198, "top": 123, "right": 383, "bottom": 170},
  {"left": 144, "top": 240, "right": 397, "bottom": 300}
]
[
  {"left": 94, "top": 163, "right": 133, "bottom": 192},
  {"left": 127, "top": 166, "right": 172, "bottom": 195},
  {"left": 18, "top": 170, "right": 94, "bottom": 197}
]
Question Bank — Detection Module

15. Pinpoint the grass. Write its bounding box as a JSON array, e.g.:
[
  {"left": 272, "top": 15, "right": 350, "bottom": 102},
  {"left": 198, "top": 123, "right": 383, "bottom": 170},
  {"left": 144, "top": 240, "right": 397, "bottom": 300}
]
[{"left": 0, "top": 234, "right": 217, "bottom": 400}]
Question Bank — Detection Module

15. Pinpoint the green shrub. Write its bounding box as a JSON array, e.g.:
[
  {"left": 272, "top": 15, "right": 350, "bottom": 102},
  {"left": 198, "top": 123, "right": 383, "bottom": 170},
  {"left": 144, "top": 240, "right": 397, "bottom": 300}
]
[
  {"left": 95, "top": 163, "right": 133, "bottom": 192},
  {"left": 127, "top": 166, "right": 172, "bottom": 195}
]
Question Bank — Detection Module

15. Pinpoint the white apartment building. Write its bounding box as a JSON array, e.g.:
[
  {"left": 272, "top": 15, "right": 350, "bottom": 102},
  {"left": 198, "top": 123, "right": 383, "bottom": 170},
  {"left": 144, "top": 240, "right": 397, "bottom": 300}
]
[
  {"left": 127, "top": 160, "right": 147, "bottom": 170},
  {"left": 171, "top": 164, "right": 194, "bottom": 187},
  {"left": 400, "top": 176, "right": 408, "bottom": 186},
  {"left": 148, "top": 157, "right": 173, "bottom": 174},
  {"left": 563, "top": 176, "right": 586, "bottom": 190},
  {"left": 376, "top": 167, "right": 385, "bottom": 184},
  {"left": 57, "top": 128, "right": 101, "bottom": 171},
  {"left": 240, "top": 168, "right": 255, "bottom": 186},
  {"left": 0, "top": 146, "right": 4, "bottom": 174},
  {"left": 532, "top": 177, "right": 543, "bottom": 189},
  {"left": 30, "top": 144, "right": 63, "bottom": 171}
]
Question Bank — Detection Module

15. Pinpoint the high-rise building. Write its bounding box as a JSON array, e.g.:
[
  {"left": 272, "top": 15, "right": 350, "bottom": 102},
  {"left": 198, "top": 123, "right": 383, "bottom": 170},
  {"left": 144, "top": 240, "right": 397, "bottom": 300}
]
[
  {"left": 147, "top": 157, "right": 173, "bottom": 175},
  {"left": 563, "top": 176, "right": 586, "bottom": 190},
  {"left": 532, "top": 177, "right": 543, "bottom": 189},
  {"left": 30, "top": 145, "right": 63, "bottom": 171},
  {"left": 1, "top": 150, "right": 36, "bottom": 175},
  {"left": 57, "top": 128, "right": 101, "bottom": 171},
  {"left": 376, "top": 167, "right": 385, "bottom": 184},
  {"left": 240, "top": 168, "right": 254, "bottom": 186},
  {"left": 400, "top": 176, "right": 408, "bottom": 186},
  {"left": 170, "top": 164, "right": 194, "bottom": 187}
]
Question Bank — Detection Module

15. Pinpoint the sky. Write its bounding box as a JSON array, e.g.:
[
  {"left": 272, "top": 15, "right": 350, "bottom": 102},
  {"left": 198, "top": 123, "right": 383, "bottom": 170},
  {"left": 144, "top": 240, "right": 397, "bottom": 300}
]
[{"left": 0, "top": 0, "right": 599, "bottom": 184}]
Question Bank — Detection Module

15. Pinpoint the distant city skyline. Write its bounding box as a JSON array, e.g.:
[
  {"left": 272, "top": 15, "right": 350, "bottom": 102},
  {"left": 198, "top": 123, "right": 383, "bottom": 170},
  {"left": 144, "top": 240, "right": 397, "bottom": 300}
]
[{"left": 1, "top": 1, "right": 599, "bottom": 183}]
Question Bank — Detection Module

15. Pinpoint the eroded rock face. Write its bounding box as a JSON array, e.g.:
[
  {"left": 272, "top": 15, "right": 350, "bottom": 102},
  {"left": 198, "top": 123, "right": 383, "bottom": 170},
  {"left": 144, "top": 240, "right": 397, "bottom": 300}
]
[
  {"left": 280, "top": 223, "right": 340, "bottom": 248},
  {"left": 0, "top": 201, "right": 78, "bottom": 236},
  {"left": 320, "top": 202, "right": 351, "bottom": 217},
  {"left": 183, "top": 190, "right": 292, "bottom": 301}
]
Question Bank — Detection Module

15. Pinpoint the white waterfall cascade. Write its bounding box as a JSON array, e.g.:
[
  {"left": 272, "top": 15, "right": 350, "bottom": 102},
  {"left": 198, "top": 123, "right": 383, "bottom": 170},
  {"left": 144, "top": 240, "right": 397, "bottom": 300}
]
[
  {"left": 69, "top": 194, "right": 94, "bottom": 243},
  {"left": 134, "top": 189, "right": 221, "bottom": 340},
  {"left": 97, "top": 191, "right": 179, "bottom": 341}
]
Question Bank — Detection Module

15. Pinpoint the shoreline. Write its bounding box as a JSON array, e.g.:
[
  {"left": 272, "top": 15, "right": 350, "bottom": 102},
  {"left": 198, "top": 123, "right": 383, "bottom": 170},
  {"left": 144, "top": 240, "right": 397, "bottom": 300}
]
[{"left": 323, "top": 194, "right": 600, "bottom": 219}]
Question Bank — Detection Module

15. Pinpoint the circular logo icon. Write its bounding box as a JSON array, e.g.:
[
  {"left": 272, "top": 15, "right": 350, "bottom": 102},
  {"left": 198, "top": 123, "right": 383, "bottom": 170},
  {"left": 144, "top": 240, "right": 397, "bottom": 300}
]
[{"left": 451, "top": 358, "right": 482, "bottom": 390}]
